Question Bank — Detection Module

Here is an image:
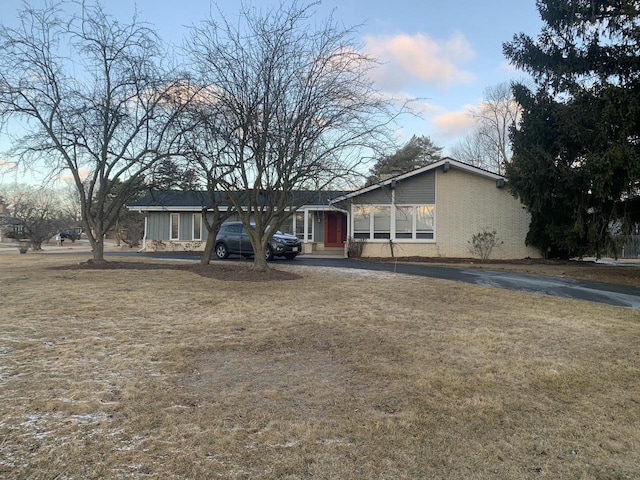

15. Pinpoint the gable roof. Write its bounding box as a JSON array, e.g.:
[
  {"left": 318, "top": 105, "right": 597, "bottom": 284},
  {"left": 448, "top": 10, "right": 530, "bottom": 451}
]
[{"left": 331, "top": 157, "right": 506, "bottom": 203}]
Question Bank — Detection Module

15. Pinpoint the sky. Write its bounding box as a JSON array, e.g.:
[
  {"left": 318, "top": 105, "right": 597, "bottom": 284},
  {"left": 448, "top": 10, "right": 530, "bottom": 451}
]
[{"left": 0, "top": 0, "right": 544, "bottom": 182}]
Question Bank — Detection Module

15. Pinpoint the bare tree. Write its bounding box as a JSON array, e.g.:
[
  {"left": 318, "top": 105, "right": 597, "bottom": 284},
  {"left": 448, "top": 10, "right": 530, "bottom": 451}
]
[
  {"left": 0, "top": 2, "right": 192, "bottom": 262},
  {"left": 175, "top": 94, "right": 236, "bottom": 265},
  {"left": 0, "top": 183, "right": 69, "bottom": 250},
  {"left": 451, "top": 82, "right": 520, "bottom": 174},
  {"left": 187, "top": 1, "right": 399, "bottom": 270},
  {"left": 58, "top": 181, "right": 83, "bottom": 224},
  {"left": 450, "top": 130, "right": 487, "bottom": 169}
]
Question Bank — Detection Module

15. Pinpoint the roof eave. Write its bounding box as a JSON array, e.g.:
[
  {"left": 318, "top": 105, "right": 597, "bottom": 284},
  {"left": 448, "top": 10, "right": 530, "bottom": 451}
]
[{"left": 330, "top": 157, "right": 506, "bottom": 203}]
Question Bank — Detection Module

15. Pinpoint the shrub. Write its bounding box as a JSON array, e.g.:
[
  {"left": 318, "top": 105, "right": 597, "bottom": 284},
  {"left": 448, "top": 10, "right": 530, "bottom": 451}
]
[
  {"left": 469, "top": 229, "right": 503, "bottom": 261},
  {"left": 347, "top": 237, "right": 366, "bottom": 258}
]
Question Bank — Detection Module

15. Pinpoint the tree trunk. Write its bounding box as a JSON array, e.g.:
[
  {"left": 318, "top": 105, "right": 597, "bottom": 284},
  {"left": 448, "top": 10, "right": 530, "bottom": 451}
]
[
  {"left": 115, "top": 219, "right": 121, "bottom": 247},
  {"left": 88, "top": 221, "right": 107, "bottom": 263},
  {"left": 253, "top": 252, "right": 269, "bottom": 271},
  {"left": 92, "top": 236, "right": 105, "bottom": 263},
  {"left": 200, "top": 233, "right": 215, "bottom": 265},
  {"left": 252, "top": 237, "right": 270, "bottom": 271}
]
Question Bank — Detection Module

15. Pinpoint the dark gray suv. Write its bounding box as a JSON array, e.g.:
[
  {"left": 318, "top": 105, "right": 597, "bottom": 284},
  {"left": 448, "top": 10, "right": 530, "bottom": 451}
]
[{"left": 214, "top": 222, "right": 302, "bottom": 260}]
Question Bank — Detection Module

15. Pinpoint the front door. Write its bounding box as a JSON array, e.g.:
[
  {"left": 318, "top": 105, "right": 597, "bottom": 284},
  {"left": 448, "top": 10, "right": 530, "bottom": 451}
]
[{"left": 324, "top": 212, "right": 346, "bottom": 247}]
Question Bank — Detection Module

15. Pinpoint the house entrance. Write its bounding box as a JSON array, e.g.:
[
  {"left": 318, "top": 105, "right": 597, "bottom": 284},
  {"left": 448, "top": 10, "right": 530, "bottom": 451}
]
[{"left": 324, "top": 212, "right": 346, "bottom": 247}]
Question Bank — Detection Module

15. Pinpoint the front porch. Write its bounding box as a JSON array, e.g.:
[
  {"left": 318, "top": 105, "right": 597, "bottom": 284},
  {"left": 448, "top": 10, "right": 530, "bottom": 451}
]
[
  {"left": 301, "top": 244, "right": 345, "bottom": 258},
  {"left": 298, "top": 209, "right": 347, "bottom": 257}
]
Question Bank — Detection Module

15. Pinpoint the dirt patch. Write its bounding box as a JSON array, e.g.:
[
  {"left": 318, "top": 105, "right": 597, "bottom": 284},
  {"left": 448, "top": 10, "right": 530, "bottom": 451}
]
[{"left": 53, "top": 260, "right": 302, "bottom": 282}]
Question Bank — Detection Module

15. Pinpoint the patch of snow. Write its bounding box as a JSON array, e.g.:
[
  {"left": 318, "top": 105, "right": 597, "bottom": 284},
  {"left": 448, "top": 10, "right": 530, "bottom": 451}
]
[{"left": 291, "top": 265, "right": 397, "bottom": 279}]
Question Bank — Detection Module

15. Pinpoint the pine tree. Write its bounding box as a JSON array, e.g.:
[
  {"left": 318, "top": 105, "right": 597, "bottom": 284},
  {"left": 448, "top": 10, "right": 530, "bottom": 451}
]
[
  {"left": 368, "top": 135, "right": 442, "bottom": 184},
  {"left": 503, "top": 0, "right": 640, "bottom": 258}
]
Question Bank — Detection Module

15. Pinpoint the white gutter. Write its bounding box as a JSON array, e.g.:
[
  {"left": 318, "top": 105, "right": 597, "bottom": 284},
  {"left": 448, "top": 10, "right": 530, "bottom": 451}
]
[{"left": 137, "top": 209, "right": 147, "bottom": 253}]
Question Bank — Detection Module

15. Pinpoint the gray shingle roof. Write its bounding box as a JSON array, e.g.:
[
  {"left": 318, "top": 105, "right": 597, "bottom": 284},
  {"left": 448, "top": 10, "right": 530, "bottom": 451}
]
[{"left": 129, "top": 189, "right": 346, "bottom": 209}]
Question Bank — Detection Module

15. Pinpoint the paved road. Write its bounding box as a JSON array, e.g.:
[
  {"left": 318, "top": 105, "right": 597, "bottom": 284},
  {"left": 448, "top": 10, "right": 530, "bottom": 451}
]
[{"left": 132, "top": 252, "right": 640, "bottom": 310}]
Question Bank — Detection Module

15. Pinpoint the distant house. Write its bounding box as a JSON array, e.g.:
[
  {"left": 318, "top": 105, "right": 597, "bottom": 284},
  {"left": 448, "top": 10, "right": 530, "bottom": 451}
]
[
  {"left": 331, "top": 157, "right": 541, "bottom": 260},
  {"left": 128, "top": 190, "right": 348, "bottom": 254},
  {"left": 127, "top": 158, "right": 541, "bottom": 260},
  {"left": 0, "top": 199, "right": 23, "bottom": 243}
]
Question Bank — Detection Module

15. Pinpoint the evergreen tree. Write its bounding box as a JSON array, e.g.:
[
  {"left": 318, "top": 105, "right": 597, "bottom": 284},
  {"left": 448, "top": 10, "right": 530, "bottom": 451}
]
[
  {"left": 503, "top": 0, "right": 640, "bottom": 258},
  {"left": 368, "top": 135, "right": 442, "bottom": 185},
  {"left": 150, "top": 159, "right": 202, "bottom": 190}
]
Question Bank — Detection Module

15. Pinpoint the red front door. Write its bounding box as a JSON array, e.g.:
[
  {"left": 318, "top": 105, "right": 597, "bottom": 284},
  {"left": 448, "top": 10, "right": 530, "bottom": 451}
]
[{"left": 324, "top": 212, "right": 346, "bottom": 247}]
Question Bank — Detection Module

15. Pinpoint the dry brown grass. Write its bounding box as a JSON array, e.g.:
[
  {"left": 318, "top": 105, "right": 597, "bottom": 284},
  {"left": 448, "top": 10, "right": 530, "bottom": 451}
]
[{"left": 0, "top": 254, "right": 639, "bottom": 479}]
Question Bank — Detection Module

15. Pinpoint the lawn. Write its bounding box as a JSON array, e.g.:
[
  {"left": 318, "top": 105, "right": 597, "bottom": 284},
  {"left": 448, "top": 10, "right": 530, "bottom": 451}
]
[{"left": 0, "top": 254, "right": 639, "bottom": 479}]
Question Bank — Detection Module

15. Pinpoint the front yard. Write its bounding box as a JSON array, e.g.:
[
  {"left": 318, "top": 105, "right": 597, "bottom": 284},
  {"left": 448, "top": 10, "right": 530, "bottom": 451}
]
[{"left": 0, "top": 254, "right": 638, "bottom": 479}]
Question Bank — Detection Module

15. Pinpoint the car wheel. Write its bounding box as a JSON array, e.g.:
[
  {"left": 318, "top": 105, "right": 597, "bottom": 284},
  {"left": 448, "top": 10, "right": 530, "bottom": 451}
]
[
  {"left": 215, "top": 243, "right": 229, "bottom": 259},
  {"left": 265, "top": 245, "right": 274, "bottom": 261},
  {"left": 284, "top": 253, "right": 297, "bottom": 260}
]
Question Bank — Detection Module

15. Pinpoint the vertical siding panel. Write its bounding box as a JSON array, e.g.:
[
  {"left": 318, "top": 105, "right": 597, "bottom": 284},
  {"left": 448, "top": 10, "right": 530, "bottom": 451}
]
[
  {"left": 355, "top": 188, "right": 394, "bottom": 204},
  {"left": 395, "top": 172, "right": 435, "bottom": 204},
  {"left": 148, "top": 212, "right": 168, "bottom": 240}
]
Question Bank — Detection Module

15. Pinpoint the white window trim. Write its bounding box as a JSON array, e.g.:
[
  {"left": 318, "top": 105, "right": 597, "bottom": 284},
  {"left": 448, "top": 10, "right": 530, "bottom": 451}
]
[
  {"left": 350, "top": 203, "right": 436, "bottom": 242},
  {"left": 297, "top": 210, "right": 315, "bottom": 243},
  {"left": 192, "top": 213, "right": 202, "bottom": 241},
  {"left": 170, "top": 213, "right": 180, "bottom": 240},
  {"left": 410, "top": 204, "right": 435, "bottom": 241}
]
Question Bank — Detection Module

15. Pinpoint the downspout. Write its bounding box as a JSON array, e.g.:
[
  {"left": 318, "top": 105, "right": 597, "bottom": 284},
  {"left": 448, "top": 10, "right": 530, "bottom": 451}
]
[{"left": 137, "top": 210, "right": 147, "bottom": 253}]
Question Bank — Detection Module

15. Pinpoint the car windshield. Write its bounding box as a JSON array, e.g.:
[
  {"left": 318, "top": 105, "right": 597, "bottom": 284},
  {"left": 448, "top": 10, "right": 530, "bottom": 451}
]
[{"left": 250, "top": 224, "right": 283, "bottom": 235}]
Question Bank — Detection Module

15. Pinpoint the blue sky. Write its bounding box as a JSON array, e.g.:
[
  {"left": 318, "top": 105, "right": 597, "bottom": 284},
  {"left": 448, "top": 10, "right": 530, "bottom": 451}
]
[{"left": 1, "top": 0, "right": 543, "bottom": 178}]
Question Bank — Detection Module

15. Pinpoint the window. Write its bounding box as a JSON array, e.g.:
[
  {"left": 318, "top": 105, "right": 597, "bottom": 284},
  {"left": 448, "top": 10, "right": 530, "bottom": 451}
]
[
  {"left": 294, "top": 212, "right": 304, "bottom": 239},
  {"left": 192, "top": 213, "right": 202, "bottom": 241},
  {"left": 294, "top": 212, "right": 312, "bottom": 240},
  {"left": 353, "top": 205, "right": 370, "bottom": 239},
  {"left": 353, "top": 204, "right": 435, "bottom": 241},
  {"left": 280, "top": 215, "right": 294, "bottom": 236},
  {"left": 395, "top": 206, "right": 413, "bottom": 239},
  {"left": 221, "top": 223, "right": 242, "bottom": 235},
  {"left": 170, "top": 213, "right": 180, "bottom": 240},
  {"left": 373, "top": 206, "right": 391, "bottom": 239},
  {"left": 416, "top": 205, "right": 434, "bottom": 239}
]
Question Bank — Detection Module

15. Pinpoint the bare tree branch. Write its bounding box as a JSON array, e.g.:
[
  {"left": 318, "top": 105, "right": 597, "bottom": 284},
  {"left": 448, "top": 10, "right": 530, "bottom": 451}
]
[
  {"left": 186, "top": 1, "right": 401, "bottom": 269},
  {"left": 0, "top": 2, "right": 190, "bottom": 262}
]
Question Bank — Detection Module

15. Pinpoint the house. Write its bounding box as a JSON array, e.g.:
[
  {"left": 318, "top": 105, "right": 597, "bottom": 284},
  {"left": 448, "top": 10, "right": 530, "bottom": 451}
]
[
  {"left": 128, "top": 158, "right": 541, "bottom": 260},
  {"left": 128, "top": 189, "right": 348, "bottom": 253},
  {"left": 331, "top": 157, "right": 541, "bottom": 260},
  {"left": 0, "top": 199, "right": 24, "bottom": 243}
]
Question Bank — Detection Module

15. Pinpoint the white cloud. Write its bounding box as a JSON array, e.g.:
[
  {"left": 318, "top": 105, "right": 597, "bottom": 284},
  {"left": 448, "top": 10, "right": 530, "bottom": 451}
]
[
  {"left": 0, "top": 159, "right": 17, "bottom": 170},
  {"left": 59, "top": 169, "right": 91, "bottom": 184},
  {"left": 431, "top": 105, "right": 477, "bottom": 140},
  {"left": 364, "top": 32, "right": 476, "bottom": 92}
]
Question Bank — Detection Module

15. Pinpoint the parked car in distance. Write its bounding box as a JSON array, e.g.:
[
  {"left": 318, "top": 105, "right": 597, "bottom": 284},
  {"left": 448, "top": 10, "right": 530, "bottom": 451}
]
[
  {"left": 59, "top": 229, "right": 82, "bottom": 242},
  {"left": 215, "top": 222, "right": 302, "bottom": 260}
]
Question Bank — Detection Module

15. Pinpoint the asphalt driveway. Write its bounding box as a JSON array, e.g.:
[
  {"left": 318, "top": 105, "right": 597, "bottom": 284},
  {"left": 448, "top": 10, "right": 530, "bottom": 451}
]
[
  {"left": 136, "top": 252, "right": 640, "bottom": 310},
  {"left": 293, "top": 257, "right": 640, "bottom": 309}
]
